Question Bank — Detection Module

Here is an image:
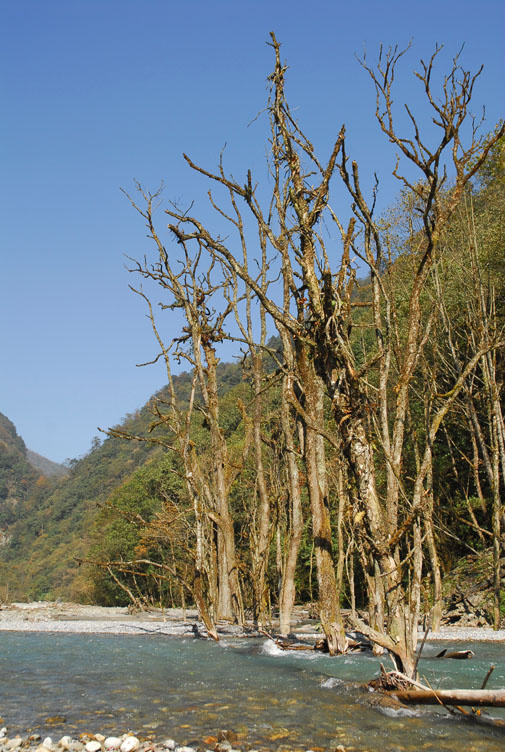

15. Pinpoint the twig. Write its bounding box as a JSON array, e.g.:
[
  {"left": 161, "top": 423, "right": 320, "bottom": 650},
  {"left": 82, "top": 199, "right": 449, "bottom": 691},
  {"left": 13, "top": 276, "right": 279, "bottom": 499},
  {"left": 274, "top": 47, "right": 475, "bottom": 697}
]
[
  {"left": 481, "top": 664, "right": 495, "bottom": 690},
  {"left": 413, "top": 621, "right": 430, "bottom": 677}
]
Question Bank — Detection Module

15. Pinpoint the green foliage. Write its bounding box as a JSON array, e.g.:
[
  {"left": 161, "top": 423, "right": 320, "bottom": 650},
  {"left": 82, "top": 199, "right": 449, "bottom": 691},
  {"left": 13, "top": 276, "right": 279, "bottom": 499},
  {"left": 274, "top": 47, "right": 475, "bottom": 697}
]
[
  {"left": 89, "top": 453, "right": 186, "bottom": 605},
  {"left": 0, "top": 412, "right": 40, "bottom": 527}
]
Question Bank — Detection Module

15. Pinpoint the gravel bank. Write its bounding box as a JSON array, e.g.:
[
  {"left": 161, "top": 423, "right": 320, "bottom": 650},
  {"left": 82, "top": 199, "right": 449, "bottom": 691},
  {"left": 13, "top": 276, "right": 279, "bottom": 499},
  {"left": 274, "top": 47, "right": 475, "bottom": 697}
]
[
  {"left": 1, "top": 602, "right": 505, "bottom": 641},
  {"left": 0, "top": 603, "right": 245, "bottom": 637}
]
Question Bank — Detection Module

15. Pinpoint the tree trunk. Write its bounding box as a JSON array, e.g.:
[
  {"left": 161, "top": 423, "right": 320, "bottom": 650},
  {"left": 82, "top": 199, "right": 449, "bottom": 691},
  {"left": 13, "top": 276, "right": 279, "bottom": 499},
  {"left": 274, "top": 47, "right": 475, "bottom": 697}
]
[
  {"left": 250, "top": 353, "right": 272, "bottom": 626},
  {"left": 298, "top": 353, "right": 347, "bottom": 654},
  {"left": 425, "top": 511, "right": 443, "bottom": 631},
  {"left": 278, "top": 370, "right": 304, "bottom": 637},
  {"left": 204, "top": 344, "right": 244, "bottom": 624}
]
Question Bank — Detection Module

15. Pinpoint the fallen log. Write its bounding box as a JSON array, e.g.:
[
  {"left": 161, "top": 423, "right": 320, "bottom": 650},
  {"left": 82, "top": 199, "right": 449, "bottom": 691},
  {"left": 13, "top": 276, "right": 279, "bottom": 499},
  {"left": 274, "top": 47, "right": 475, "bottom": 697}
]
[
  {"left": 435, "top": 648, "right": 475, "bottom": 659},
  {"left": 258, "top": 628, "right": 360, "bottom": 653},
  {"left": 393, "top": 689, "right": 505, "bottom": 707}
]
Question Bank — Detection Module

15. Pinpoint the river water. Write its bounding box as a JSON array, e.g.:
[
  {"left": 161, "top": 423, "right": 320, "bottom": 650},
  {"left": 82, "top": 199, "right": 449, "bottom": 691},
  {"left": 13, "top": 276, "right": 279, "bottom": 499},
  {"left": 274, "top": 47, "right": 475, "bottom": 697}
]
[{"left": 2, "top": 633, "right": 505, "bottom": 751}]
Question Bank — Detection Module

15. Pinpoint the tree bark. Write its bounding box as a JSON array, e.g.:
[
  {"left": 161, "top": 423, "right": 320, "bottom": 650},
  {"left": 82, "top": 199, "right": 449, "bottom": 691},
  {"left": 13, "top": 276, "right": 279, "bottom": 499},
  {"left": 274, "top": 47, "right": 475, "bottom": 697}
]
[{"left": 393, "top": 689, "right": 505, "bottom": 707}]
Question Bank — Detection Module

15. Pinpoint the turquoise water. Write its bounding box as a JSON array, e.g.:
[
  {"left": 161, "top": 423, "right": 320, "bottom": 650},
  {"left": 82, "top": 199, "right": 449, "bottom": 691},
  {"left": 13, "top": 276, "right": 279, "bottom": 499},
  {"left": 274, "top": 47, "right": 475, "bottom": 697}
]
[{"left": 1, "top": 633, "right": 505, "bottom": 751}]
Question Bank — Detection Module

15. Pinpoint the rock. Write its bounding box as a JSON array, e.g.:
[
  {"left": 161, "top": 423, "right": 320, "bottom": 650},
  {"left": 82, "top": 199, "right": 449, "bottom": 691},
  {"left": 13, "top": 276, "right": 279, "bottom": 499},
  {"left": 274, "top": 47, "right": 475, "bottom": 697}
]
[
  {"left": 85, "top": 742, "right": 102, "bottom": 752},
  {"left": 0, "top": 729, "right": 7, "bottom": 740},
  {"left": 267, "top": 730, "right": 290, "bottom": 741},
  {"left": 43, "top": 739, "right": 54, "bottom": 750},
  {"left": 66, "top": 743, "right": 84, "bottom": 752},
  {"left": 214, "top": 744, "right": 231, "bottom": 752},
  {"left": 58, "top": 737, "right": 72, "bottom": 749},
  {"left": 35, "top": 745, "right": 53, "bottom": 752},
  {"left": 217, "top": 733, "right": 237, "bottom": 745},
  {"left": 94, "top": 737, "right": 105, "bottom": 744},
  {"left": 120, "top": 738, "right": 140, "bottom": 752},
  {"left": 103, "top": 739, "right": 121, "bottom": 751},
  {"left": 160, "top": 741, "right": 175, "bottom": 750},
  {"left": 174, "top": 747, "right": 196, "bottom": 752},
  {"left": 29, "top": 736, "right": 42, "bottom": 743},
  {"left": 45, "top": 718, "right": 66, "bottom": 726},
  {"left": 5, "top": 738, "right": 23, "bottom": 750}
]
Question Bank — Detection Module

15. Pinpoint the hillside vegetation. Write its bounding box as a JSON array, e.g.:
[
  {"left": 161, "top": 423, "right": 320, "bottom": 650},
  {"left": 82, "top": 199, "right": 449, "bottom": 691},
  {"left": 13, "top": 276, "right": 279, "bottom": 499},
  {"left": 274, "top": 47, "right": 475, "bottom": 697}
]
[
  {"left": 0, "top": 365, "right": 244, "bottom": 603},
  {"left": 0, "top": 413, "right": 40, "bottom": 530}
]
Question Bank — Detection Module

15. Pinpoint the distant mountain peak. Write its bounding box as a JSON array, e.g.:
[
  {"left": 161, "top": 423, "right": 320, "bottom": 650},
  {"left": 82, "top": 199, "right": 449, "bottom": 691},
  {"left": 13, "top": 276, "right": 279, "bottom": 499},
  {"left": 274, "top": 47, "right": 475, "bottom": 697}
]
[{"left": 26, "top": 449, "right": 69, "bottom": 478}]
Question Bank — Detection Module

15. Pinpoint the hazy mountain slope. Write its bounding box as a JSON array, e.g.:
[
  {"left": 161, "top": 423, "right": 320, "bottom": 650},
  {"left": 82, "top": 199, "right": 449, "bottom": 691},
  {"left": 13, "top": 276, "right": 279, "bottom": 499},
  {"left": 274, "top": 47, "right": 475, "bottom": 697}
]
[{"left": 26, "top": 449, "right": 69, "bottom": 478}]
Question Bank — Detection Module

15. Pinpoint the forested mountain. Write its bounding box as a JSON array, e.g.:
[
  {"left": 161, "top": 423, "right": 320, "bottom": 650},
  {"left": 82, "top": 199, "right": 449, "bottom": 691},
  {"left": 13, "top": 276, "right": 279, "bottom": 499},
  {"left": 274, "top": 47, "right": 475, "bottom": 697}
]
[{"left": 0, "top": 413, "right": 40, "bottom": 529}]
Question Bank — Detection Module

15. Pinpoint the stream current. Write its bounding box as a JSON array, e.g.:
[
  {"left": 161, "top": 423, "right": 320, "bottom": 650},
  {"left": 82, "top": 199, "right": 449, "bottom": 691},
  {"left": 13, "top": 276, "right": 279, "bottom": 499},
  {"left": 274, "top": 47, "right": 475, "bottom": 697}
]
[{"left": 2, "top": 633, "right": 505, "bottom": 751}]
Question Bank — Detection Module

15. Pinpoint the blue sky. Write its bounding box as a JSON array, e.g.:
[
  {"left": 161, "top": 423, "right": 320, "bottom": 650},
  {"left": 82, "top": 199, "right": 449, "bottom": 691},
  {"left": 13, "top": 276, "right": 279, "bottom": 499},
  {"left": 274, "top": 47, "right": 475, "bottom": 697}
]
[{"left": 1, "top": 0, "right": 504, "bottom": 463}]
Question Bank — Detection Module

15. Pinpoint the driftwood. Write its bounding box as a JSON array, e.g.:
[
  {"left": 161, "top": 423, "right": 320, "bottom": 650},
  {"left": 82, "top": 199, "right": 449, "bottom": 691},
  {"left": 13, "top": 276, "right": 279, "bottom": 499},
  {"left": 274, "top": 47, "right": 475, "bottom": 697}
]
[
  {"left": 481, "top": 664, "right": 495, "bottom": 689},
  {"left": 258, "top": 628, "right": 361, "bottom": 653},
  {"left": 372, "top": 666, "right": 505, "bottom": 713},
  {"left": 435, "top": 648, "right": 475, "bottom": 659},
  {"left": 369, "top": 667, "right": 429, "bottom": 692},
  {"left": 367, "top": 668, "right": 505, "bottom": 729},
  {"left": 393, "top": 688, "right": 505, "bottom": 707}
]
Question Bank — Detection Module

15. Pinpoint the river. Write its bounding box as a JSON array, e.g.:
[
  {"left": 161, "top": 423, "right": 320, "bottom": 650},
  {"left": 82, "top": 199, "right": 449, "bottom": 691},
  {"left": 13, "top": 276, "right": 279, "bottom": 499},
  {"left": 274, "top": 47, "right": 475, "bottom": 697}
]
[{"left": 2, "top": 633, "right": 505, "bottom": 751}]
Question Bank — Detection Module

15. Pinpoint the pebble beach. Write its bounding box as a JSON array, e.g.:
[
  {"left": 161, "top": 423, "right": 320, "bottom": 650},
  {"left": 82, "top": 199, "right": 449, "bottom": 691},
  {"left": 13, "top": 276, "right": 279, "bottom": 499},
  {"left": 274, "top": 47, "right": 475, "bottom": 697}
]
[{"left": 0, "top": 728, "right": 280, "bottom": 752}]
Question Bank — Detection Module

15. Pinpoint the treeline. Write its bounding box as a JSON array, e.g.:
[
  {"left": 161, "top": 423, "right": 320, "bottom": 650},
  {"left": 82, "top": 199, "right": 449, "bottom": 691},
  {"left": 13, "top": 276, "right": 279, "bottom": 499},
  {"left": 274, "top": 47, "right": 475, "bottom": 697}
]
[{"left": 91, "top": 38, "right": 504, "bottom": 678}]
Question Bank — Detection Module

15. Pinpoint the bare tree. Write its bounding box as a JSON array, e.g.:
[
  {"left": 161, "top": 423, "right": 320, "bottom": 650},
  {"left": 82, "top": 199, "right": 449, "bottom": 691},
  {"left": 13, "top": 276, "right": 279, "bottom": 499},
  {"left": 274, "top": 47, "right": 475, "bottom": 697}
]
[
  {"left": 109, "top": 185, "right": 253, "bottom": 626},
  {"left": 111, "top": 37, "right": 503, "bottom": 671}
]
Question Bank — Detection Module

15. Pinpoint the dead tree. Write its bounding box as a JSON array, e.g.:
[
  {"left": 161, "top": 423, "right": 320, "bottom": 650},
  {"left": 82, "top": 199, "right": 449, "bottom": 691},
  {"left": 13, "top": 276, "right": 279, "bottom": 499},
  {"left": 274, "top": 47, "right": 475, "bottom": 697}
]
[
  {"left": 111, "top": 186, "right": 250, "bottom": 625},
  {"left": 126, "top": 37, "right": 502, "bottom": 669},
  {"left": 323, "top": 44, "right": 505, "bottom": 673}
]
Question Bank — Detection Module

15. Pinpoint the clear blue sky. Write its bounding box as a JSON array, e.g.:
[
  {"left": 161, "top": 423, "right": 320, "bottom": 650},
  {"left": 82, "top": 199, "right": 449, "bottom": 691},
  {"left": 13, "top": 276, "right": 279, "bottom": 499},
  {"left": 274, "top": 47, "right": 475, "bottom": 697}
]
[{"left": 1, "top": 0, "right": 503, "bottom": 463}]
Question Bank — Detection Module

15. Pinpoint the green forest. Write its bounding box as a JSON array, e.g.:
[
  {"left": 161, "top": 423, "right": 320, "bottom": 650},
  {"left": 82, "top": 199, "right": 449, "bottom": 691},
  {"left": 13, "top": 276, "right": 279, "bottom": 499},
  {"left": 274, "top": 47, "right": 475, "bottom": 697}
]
[{"left": 1, "top": 39, "right": 504, "bottom": 679}]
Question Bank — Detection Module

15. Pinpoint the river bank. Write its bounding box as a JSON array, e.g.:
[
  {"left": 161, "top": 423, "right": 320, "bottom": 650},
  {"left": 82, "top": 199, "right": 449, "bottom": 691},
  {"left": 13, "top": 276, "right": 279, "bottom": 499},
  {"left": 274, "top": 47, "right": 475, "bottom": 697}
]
[
  {"left": 0, "top": 728, "right": 267, "bottom": 752},
  {"left": 1, "top": 602, "right": 505, "bottom": 642}
]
